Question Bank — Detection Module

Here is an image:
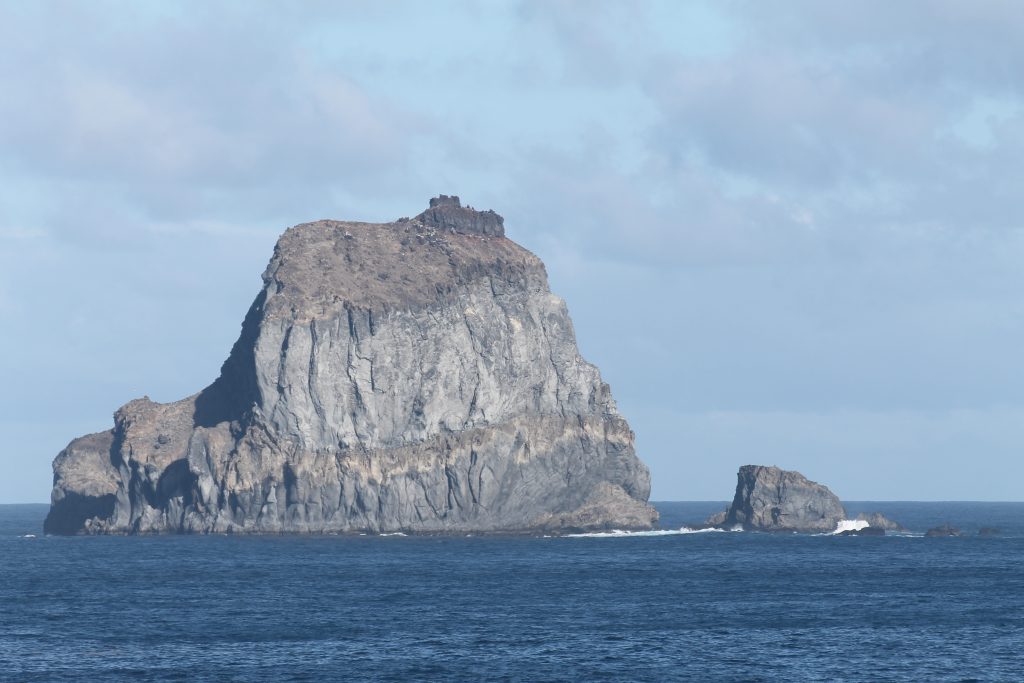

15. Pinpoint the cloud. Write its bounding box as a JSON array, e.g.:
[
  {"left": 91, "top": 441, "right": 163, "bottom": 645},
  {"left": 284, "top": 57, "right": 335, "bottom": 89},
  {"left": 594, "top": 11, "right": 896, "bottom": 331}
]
[
  {"left": 506, "top": 2, "right": 1024, "bottom": 265},
  {"left": 517, "top": 0, "right": 655, "bottom": 84},
  {"left": 738, "top": 1, "right": 1024, "bottom": 93},
  {"left": 646, "top": 54, "right": 937, "bottom": 189},
  {"left": 505, "top": 141, "right": 819, "bottom": 270},
  {"left": 0, "top": 2, "right": 431, "bottom": 239},
  {"left": 641, "top": 3, "right": 1024, "bottom": 236}
]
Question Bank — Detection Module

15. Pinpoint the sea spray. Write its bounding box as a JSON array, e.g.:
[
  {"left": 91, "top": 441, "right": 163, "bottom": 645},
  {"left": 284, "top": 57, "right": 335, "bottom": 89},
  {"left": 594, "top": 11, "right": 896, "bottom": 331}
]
[{"left": 832, "top": 519, "right": 870, "bottom": 535}]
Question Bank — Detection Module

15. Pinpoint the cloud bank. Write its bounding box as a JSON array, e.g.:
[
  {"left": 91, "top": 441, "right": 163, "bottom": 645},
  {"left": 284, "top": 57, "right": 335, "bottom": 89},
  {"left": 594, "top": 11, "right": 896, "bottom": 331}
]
[{"left": 2, "top": 1, "right": 1022, "bottom": 501}]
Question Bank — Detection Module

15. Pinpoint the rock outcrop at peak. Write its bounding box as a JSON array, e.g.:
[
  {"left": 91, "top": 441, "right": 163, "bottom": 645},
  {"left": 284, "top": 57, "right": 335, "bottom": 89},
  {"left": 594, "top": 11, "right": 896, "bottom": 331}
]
[
  {"left": 708, "top": 465, "right": 846, "bottom": 533},
  {"left": 415, "top": 194, "right": 505, "bottom": 237},
  {"left": 44, "top": 196, "right": 657, "bottom": 535}
]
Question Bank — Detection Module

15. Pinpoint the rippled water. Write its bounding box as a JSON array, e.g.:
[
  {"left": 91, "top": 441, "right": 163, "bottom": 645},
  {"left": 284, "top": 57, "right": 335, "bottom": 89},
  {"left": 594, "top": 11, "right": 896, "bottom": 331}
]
[{"left": 2, "top": 502, "right": 1022, "bottom": 681}]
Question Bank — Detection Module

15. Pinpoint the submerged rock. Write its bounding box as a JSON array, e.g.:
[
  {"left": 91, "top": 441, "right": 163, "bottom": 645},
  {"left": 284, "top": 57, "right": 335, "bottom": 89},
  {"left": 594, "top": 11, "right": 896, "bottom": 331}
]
[
  {"left": 837, "top": 526, "right": 885, "bottom": 536},
  {"left": 45, "top": 197, "right": 657, "bottom": 535},
  {"left": 707, "top": 465, "right": 846, "bottom": 533},
  {"left": 925, "top": 525, "right": 963, "bottom": 537}
]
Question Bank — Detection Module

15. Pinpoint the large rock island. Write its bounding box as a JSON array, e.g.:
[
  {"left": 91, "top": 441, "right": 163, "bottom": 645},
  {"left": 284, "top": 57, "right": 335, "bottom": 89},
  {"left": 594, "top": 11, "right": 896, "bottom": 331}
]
[{"left": 45, "top": 196, "right": 657, "bottom": 535}]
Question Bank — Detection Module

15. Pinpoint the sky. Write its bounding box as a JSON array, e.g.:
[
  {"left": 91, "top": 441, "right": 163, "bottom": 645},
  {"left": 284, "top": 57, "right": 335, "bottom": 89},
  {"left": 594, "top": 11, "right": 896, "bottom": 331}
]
[{"left": 2, "top": 1, "right": 1023, "bottom": 503}]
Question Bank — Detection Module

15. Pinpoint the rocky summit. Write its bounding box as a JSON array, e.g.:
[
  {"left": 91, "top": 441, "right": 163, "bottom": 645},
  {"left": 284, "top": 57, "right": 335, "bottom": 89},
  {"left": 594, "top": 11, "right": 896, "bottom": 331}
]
[{"left": 45, "top": 196, "right": 657, "bottom": 535}]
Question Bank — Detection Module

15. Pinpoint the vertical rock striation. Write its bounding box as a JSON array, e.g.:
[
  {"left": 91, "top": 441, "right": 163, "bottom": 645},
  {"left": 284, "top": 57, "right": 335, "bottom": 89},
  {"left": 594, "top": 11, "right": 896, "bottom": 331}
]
[{"left": 45, "top": 196, "right": 657, "bottom": 534}]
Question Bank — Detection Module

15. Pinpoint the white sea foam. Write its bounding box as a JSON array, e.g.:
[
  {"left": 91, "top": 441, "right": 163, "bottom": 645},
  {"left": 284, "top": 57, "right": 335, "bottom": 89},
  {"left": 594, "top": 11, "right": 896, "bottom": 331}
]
[
  {"left": 566, "top": 526, "right": 739, "bottom": 538},
  {"left": 380, "top": 532, "right": 407, "bottom": 537},
  {"left": 22, "top": 534, "right": 36, "bottom": 539},
  {"left": 832, "top": 519, "right": 870, "bottom": 535}
]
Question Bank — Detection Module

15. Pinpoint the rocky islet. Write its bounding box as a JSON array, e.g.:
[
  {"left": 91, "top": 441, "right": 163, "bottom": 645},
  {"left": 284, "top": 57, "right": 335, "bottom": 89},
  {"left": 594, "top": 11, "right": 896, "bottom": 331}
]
[
  {"left": 45, "top": 197, "right": 657, "bottom": 535},
  {"left": 706, "top": 465, "right": 903, "bottom": 534},
  {"left": 42, "top": 197, "right": 984, "bottom": 539}
]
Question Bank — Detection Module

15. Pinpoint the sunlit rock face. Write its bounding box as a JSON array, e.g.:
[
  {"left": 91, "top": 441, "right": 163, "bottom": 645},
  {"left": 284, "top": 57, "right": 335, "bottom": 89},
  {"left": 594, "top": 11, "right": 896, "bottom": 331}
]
[
  {"left": 45, "top": 197, "right": 657, "bottom": 535},
  {"left": 708, "top": 465, "right": 846, "bottom": 533}
]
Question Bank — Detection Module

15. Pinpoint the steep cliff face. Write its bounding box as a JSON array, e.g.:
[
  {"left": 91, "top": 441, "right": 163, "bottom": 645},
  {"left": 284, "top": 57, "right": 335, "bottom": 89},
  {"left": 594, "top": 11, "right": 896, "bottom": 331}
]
[
  {"left": 708, "top": 465, "right": 845, "bottom": 533},
  {"left": 45, "top": 196, "right": 657, "bottom": 535}
]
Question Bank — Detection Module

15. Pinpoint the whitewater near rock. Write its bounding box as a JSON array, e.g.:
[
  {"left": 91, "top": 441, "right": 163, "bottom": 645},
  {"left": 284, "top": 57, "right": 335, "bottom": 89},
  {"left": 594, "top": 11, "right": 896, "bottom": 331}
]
[
  {"left": 707, "top": 465, "right": 902, "bottom": 534},
  {"left": 707, "top": 465, "right": 845, "bottom": 533},
  {"left": 45, "top": 196, "right": 657, "bottom": 535}
]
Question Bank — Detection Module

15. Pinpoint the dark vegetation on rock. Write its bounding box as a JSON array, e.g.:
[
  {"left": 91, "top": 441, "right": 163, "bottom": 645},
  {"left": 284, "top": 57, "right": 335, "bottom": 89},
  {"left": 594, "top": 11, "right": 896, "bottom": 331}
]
[{"left": 45, "top": 197, "right": 656, "bottom": 535}]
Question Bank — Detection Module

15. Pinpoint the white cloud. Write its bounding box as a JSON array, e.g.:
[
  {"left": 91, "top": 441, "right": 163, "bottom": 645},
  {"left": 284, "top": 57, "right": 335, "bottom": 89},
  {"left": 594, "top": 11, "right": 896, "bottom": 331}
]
[{"left": 0, "top": 2, "right": 432, "bottom": 238}]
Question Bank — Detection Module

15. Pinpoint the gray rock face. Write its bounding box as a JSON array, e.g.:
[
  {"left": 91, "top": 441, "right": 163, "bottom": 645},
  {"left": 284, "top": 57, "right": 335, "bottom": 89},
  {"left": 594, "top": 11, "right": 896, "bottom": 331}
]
[
  {"left": 416, "top": 195, "right": 505, "bottom": 237},
  {"left": 44, "top": 197, "right": 657, "bottom": 535},
  {"left": 856, "top": 511, "right": 905, "bottom": 532},
  {"left": 709, "top": 465, "right": 846, "bottom": 533}
]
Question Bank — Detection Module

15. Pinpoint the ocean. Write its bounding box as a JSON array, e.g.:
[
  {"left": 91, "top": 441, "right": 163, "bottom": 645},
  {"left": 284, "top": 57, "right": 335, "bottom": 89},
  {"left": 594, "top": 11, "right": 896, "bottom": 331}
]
[{"left": 1, "top": 502, "right": 1022, "bottom": 682}]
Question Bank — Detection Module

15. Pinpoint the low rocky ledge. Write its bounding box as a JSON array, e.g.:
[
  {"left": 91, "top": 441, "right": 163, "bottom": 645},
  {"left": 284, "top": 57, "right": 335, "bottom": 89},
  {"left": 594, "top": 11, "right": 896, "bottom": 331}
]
[{"left": 837, "top": 526, "right": 885, "bottom": 537}]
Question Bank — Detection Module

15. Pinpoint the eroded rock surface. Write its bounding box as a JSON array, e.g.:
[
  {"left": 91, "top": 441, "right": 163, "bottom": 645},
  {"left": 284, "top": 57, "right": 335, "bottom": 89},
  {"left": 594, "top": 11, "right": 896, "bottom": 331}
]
[
  {"left": 708, "top": 465, "right": 846, "bottom": 533},
  {"left": 856, "top": 512, "right": 905, "bottom": 532},
  {"left": 45, "top": 197, "right": 656, "bottom": 535}
]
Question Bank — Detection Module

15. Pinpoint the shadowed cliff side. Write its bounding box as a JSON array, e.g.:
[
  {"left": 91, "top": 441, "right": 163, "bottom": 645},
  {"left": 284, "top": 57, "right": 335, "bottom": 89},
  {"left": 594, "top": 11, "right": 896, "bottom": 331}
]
[{"left": 45, "top": 196, "right": 657, "bottom": 535}]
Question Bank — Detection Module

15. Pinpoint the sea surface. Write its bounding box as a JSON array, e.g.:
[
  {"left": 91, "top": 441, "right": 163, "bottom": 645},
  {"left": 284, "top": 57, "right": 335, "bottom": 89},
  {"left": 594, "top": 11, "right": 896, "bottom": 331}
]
[{"left": 1, "top": 501, "right": 1022, "bottom": 682}]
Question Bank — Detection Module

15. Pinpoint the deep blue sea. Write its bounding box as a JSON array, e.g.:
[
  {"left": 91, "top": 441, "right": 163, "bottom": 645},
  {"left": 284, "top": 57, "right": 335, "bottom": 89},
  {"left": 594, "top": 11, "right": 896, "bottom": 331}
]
[{"left": 1, "top": 502, "right": 1022, "bottom": 682}]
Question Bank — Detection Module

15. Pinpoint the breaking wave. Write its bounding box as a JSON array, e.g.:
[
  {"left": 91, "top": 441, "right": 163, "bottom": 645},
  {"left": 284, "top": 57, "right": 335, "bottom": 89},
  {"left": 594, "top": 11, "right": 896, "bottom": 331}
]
[{"left": 832, "top": 520, "right": 870, "bottom": 535}]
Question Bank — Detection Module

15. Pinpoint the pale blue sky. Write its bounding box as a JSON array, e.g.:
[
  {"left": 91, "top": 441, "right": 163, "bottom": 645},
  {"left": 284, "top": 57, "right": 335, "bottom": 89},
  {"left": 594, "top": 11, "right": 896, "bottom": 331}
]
[{"left": 2, "top": 1, "right": 1023, "bottom": 502}]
